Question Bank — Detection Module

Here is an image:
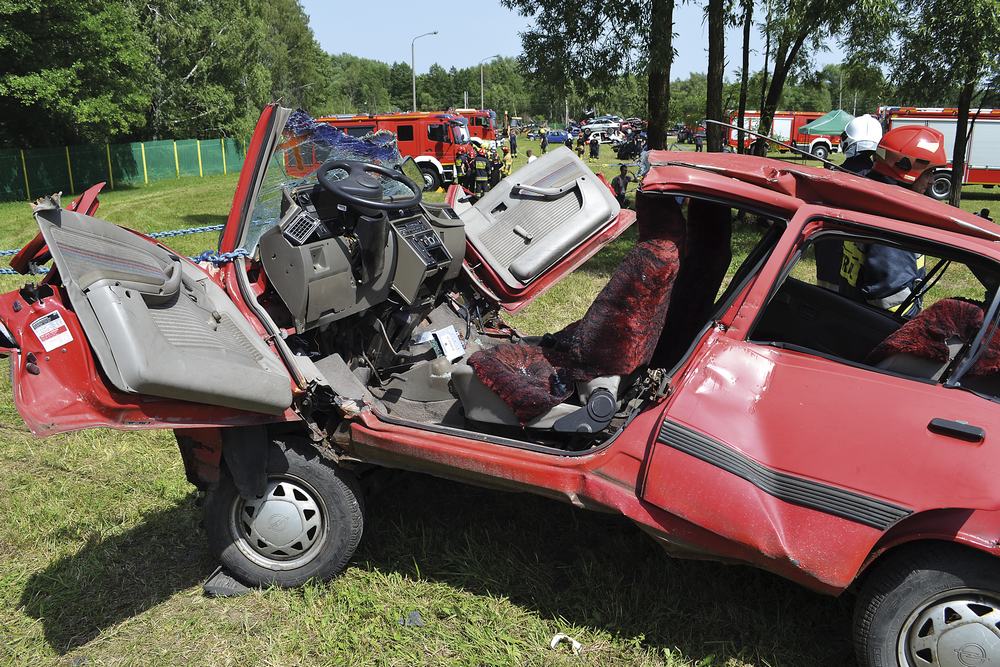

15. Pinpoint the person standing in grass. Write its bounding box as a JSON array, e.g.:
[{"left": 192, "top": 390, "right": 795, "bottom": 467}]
[
  {"left": 611, "top": 165, "right": 634, "bottom": 207},
  {"left": 540, "top": 132, "right": 548, "bottom": 155},
  {"left": 508, "top": 127, "right": 518, "bottom": 157},
  {"left": 589, "top": 133, "right": 600, "bottom": 163}
]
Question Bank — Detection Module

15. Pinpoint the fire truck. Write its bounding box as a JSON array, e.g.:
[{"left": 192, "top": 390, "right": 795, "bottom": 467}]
[
  {"left": 727, "top": 110, "right": 841, "bottom": 159},
  {"left": 880, "top": 107, "right": 1000, "bottom": 200},
  {"left": 455, "top": 109, "right": 497, "bottom": 144},
  {"left": 316, "top": 112, "right": 471, "bottom": 190}
]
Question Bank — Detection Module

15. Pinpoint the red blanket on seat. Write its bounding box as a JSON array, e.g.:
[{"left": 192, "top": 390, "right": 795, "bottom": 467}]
[
  {"left": 468, "top": 195, "right": 684, "bottom": 423},
  {"left": 866, "top": 297, "right": 1000, "bottom": 376}
]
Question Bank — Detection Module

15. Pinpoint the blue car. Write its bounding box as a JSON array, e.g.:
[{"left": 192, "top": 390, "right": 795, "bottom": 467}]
[{"left": 545, "top": 130, "right": 570, "bottom": 144}]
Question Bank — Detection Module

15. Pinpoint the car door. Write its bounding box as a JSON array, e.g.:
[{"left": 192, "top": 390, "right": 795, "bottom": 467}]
[
  {"left": 640, "top": 206, "right": 1000, "bottom": 591},
  {"left": 446, "top": 145, "right": 635, "bottom": 312},
  {"left": 2, "top": 106, "right": 295, "bottom": 436}
]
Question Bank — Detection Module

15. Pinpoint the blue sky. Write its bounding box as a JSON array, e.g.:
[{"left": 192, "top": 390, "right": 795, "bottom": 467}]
[{"left": 301, "top": 0, "right": 845, "bottom": 79}]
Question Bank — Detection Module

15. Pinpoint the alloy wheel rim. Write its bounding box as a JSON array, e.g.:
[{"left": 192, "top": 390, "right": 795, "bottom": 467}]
[
  {"left": 898, "top": 589, "right": 1000, "bottom": 667},
  {"left": 230, "top": 474, "right": 327, "bottom": 571}
]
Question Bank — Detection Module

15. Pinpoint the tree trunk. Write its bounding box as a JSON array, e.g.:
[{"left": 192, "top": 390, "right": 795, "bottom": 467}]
[
  {"left": 737, "top": 0, "right": 753, "bottom": 154},
  {"left": 646, "top": 0, "right": 675, "bottom": 150},
  {"left": 706, "top": 0, "right": 726, "bottom": 152},
  {"left": 753, "top": 31, "right": 809, "bottom": 156},
  {"left": 949, "top": 81, "right": 975, "bottom": 207},
  {"left": 759, "top": 0, "right": 771, "bottom": 113}
]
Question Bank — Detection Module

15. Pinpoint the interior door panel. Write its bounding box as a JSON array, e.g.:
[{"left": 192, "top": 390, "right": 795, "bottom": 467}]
[{"left": 34, "top": 205, "right": 292, "bottom": 414}]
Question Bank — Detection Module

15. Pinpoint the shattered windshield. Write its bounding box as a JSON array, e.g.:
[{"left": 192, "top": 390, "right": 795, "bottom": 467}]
[{"left": 243, "top": 110, "right": 409, "bottom": 252}]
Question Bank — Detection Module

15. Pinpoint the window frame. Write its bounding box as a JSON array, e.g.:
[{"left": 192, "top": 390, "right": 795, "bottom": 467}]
[{"left": 745, "top": 217, "right": 1000, "bottom": 390}]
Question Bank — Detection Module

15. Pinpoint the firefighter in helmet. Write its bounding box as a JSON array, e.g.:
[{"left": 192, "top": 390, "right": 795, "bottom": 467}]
[
  {"left": 473, "top": 145, "right": 490, "bottom": 195},
  {"left": 815, "top": 114, "right": 885, "bottom": 290},
  {"left": 837, "top": 126, "right": 949, "bottom": 313},
  {"left": 453, "top": 146, "right": 467, "bottom": 186},
  {"left": 500, "top": 145, "right": 513, "bottom": 178}
]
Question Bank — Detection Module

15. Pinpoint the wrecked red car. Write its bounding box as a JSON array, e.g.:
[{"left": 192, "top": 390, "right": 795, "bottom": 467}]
[{"left": 3, "top": 104, "right": 1000, "bottom": 666}]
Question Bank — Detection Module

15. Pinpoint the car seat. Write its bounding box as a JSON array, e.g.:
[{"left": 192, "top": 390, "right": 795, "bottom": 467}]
[{"left": 452, "top": 193, "right": 685, "bottom": 432}]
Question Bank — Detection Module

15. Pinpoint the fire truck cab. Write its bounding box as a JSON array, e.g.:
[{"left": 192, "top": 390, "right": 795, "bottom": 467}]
[
  {"left": 728, "top": 110, "right": 841, "bottom": 159},
  {"left": 317, "top": 112, "right": 471, "bottom": 190},
  {"left": 455, "top": 108, "right": 497, "bottom": 145},
  {"left": 882, "top": 107, "right": 1000, "bottom": 201}
]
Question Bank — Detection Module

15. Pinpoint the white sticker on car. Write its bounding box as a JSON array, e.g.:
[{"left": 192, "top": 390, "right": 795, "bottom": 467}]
[{"left": 29, "top": 311, "right": 73, "bottom": 352}]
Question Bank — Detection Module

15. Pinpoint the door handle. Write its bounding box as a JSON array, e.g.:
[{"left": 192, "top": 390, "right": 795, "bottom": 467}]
[{"left": 928, "top": 418, "right": 985, "bottom": 443}]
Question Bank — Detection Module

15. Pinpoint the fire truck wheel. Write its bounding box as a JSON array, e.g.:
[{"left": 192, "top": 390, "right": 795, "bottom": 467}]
[
  {"left": 854, "top": 543, "right": 1000, "bottom": 667},
  {"left": 204, "top": 441, "right": 364, "bottom": 588},
  {"left": 929, "top": 172, "right": 953, "bottom": 200},
  {"left": 811, "top": 144, "right": 830, "bottom": 161},
  {"left": 419, "top": 166, "right": 441, "bottom": 191}
]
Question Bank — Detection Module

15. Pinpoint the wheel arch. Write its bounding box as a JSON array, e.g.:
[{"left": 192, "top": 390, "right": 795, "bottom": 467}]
[
  {"left": 808, "top": 138, "right": 831, "bottom": 151},
  {"left": 413, "top": 155, "right": 444, "bottom": 177},
  {"left": 853, "top": 507, "right": 1000, "bottom": 590}
]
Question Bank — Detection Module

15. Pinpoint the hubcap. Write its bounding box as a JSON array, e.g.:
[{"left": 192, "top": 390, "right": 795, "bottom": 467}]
[
  {"left": 898, "top": 590, "right": 1000, "bottom": 667},
  {"left": 230, "top": 475, "right": 326, "bottom": 570},
  {"left": 933, "top": 178, "right": 952, "bottom": 198}
]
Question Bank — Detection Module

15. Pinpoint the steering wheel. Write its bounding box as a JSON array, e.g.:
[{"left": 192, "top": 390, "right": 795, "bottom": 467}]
[{"left": 316, "top": 160, "right": 421, "bottom": 211}]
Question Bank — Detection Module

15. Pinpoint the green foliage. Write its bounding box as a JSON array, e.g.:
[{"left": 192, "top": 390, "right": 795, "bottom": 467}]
[{"left": 0, "top": 0, "right": 153, "bottom": 145}]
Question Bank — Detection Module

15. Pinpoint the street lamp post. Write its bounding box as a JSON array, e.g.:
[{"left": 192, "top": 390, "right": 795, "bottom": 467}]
[
  {"left": 411, "top": 31, "right": 438, "bottom": 112},
  {"left": 479, "top": 55, "right": 500, "bottom": 110}
]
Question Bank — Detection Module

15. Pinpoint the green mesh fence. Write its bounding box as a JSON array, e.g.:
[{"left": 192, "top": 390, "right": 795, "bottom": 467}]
[{"left": 1, "top": 137, "right": 246, "bottom": 202}]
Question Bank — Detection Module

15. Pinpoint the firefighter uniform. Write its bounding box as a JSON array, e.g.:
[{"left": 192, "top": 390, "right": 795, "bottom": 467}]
[
  {"left": 453, "top": 151, "right": 465, "bottom": 183},
  {"left": 473, "top": 152, "right": 490, "bottom": 195},
  {"left": 838, "top": 241, "right": 926, "bottom": 314},
  {"left": 500, "top": 150, "right": 513, "bottom": 178}
]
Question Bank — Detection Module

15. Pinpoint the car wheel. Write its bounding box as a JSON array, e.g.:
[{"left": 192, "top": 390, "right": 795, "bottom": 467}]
[
  {"left": 204, "top": 441, "right": 364, "bottom": 588},
  {"left": 811, "top": 144, "right": 830, "bottom": 161},
  {"left": 854, "top": 544, "right": 1000, "bottom": 667},
  {"left": 419, "top": 166, "right": 441, "bottom": 191},
  {"left": 930, "top": 173, "right": 953, "bottom": 201}
]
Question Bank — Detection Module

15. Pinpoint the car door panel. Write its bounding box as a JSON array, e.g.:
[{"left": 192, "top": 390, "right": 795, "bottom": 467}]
[{"left": 32, "top": 205, "right": 292, "bottom": 415}]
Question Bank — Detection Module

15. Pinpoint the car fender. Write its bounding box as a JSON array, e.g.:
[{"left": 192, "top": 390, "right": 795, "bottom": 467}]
[{"left": 857, "top": 507, "right": 1000, "bottom": 583}]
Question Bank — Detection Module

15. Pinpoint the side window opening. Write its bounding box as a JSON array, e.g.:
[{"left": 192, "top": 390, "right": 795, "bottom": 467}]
[
  {"left": 750, "top": 227, "right": 1000, "bottom": 390},
  {"left": 343, "top": 125, "right": 375, "bottom": 138},
  {"left": 427, "top": 124, "right": 447, "bottom": 143},
  {"left": 646, "top": 194, "right": 785, "bottom": 371},
  {"left": 396, "top": 124, "right": 414, "bottom": 142}
]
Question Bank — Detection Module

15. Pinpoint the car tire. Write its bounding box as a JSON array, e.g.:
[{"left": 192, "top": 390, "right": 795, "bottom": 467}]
[
  {"left": 419, "top": 166, "right": 441, "bottom": 192},
  {"left": 204, "top": 441, "right": 364, "bottom": 588},
  {"left": 854, "top": 543, "right": 1000, "bottom": 667},
  {"left": 930, "top": 172, "right": 953, "bottom": 201},
  {"left": 811, "top": 144, "right": 830, "bottom": 161}
]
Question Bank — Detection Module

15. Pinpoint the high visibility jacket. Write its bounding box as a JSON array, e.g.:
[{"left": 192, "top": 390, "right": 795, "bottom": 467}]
[
  {"left": 454, "top": 155, "right": 465, "bottom": 177},
  {"left": 474, "top": 157, "right": 489, "bottom": 182},
  {"left": 501, "top": 155, "right": 513, "bottom": 177},
  {"left": 839, "top": 241, "right": 926, "bottom": 313}
]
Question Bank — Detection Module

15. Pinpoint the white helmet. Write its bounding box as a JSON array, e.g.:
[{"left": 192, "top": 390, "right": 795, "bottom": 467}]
[{"left": 841, "top": 114, "right": 883, "bottom": 157}]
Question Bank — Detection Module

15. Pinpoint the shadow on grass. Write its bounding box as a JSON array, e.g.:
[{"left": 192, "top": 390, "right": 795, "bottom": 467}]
[
  {"left": 359, "top": 472, "right": 856, "bottom": 666},
  {"left": 181, "top": 213, "right": 228, "bottom": 227},
  {"left": 19, "top": 493, "right": 214, "bottom": 654}
]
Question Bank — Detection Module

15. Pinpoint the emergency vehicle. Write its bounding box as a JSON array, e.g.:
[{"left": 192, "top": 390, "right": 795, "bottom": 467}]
[
  {"left": 455, "top": 109, "right": 497, "bottom": 144},
  {"left": 728, "top": 110, "right": 841, "bottom": 159},
  {"left": 317, "top": 112, "right": 471, "bottom": 190},
  {"left": 881, "top": 107, "right": 1000, "bottom": 200}
]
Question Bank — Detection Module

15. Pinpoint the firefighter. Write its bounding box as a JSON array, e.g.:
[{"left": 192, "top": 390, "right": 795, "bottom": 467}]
[
  {"left": 500, "top": 145, "right": 513, "bottom": 178},
  {"left": 840, "top": 114, "right": 883, "bottom": 176},
  {"left": 836, "top": 126, "right": 948, "bottom": 314},
  {"left": 576, "top": 131, "right": 587, "bottom": 158},
  {"left": 453, "top": 147, "right": 466, "bottom": 185},
  {"left": 815, "top": 114, "right": 885, "bottom": 289},
  {"left": 473, "top": 146, "right": 490, "bottom": 195}
]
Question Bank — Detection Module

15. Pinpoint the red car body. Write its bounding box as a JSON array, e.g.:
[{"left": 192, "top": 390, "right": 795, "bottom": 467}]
[{"left": 4, "top": 104, "right": 1000, "bottom": 609}]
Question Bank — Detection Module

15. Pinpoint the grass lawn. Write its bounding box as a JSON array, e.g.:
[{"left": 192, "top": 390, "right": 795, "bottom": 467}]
[{"left": 0, "top": 142, "right": 996, "bottom": 666}]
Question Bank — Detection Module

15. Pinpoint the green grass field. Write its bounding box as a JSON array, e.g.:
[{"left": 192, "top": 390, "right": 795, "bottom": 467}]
[{"left": 0, "top": 141, "right": 996, "bottom": 666}]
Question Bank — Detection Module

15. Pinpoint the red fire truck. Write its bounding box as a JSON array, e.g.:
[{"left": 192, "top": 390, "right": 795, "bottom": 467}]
[
  {"left": 455, "top": 109, "right": 498, "bottom": 144},
  {"left": 880, "top": 107, "right": 1000, "bottom": 200},
  {"left": 316, "top": 112, "right": 472, "bottom": 190},
  {"left": 727, "top": 110, "right": 841, "bottom": 159}
]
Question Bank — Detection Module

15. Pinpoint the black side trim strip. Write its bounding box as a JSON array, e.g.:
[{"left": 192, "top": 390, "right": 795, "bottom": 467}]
[{"left": 658, "top": 420, "right": 911, "bottom": 530}]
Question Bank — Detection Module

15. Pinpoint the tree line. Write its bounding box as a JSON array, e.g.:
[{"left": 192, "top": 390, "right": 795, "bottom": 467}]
[{"left": 3, "top": 0, "right": 997, "bottom": 204}]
